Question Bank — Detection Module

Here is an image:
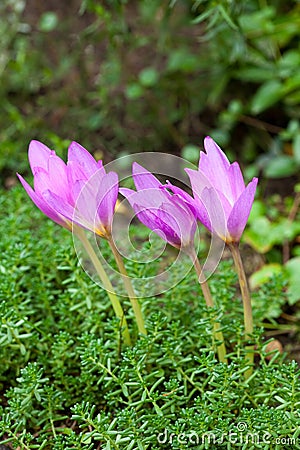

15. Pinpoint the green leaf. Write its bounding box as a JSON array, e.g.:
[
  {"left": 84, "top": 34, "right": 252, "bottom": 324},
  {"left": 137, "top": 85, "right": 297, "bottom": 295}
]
[
  {"left": 138, "top": 68, "right": 159, "bottom": 87},
  {"left": 285, "top": 257, "right": 300, "bottom": 305},
  {"left": 264, "top": 155, "right": 297, "bottom": 178},
  {"left": 218, "top": 5, "right": 238, "bottom": 31},
  {"left": 293, "top": 132, "right": 300, "bottom": 164},
  {"left": 244, "top": 217, "right": 273, "bottom": 253},
  {"left": 192, "top": 9, "right": 213, "bottom": 25},
  {"left": 125, "top": 83, "right": 144, "bottom": 100},
  {"left": 167, "top": 50, "right": 199, "bottom": 73},
  {"left": 247, "top": 200, "right": 267, "bottom": 223},
  {"left": 238, "top": 7, "right": 275, "bottom": 33},
  {"left": 283, "top": 72, "right": 300, "bottom": 93},
  {"left": 249, "top": 264, "right": 283, "bottom": 290},
  {"left": 234, "top": 67, "right": 274, "bottom": 83},
  {"left": 182, "top": 145, "right": 200, "bottom": 164},
  {"left": 38, "top": 12, "right": 58, "bottom": 32},
  {"left": 251, "top": 80, "right": 284, "bottom": 114},
  {"left": 278, "top": 50, "right": 300, "bottom": 70}
]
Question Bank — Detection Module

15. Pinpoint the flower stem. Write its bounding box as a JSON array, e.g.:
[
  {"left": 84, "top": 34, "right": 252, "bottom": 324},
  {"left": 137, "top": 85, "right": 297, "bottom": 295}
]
[
  {"left": 229, "top": 242, "right": 254, "bottom": 378},
  {"left": 191, "top": 250, "right": 227, "bottom": 364},
  {"left": 108, "top": 236, "right": 147, "bottom": 335},
  {"left": 74, "top": 227, "right": 131, "bottom": 346}
]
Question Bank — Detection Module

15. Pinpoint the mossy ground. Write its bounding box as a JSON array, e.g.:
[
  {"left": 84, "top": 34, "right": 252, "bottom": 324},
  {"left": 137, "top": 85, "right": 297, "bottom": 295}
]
[{"left": 0, "top": 187, "right": 299, "bottom": 449}]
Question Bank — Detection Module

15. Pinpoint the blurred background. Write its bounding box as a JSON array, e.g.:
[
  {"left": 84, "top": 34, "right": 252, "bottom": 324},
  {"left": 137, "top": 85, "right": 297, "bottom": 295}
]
[{"left": 1, "top": 0, "right": 300, "bottom": 189}]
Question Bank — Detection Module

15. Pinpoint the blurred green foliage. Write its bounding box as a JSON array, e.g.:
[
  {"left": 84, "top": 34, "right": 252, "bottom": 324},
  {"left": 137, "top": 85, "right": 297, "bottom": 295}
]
[
  {"left": 245, "top": 185, "right": 300, "bottom": 304},
  {"left": 1, "top": 0, "right": 300, "bottom": 186}
]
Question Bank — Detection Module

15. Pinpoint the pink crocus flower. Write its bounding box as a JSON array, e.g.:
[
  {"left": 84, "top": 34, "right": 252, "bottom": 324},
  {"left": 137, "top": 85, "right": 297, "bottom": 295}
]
[
  {"left": 17, "top": 140, "right": 118, "bottom": 238},
  {"left": 120, "top": 162, "right": 197, "bottom": 250},
  {"left": 166, "top": 137, "right": 258, "bottom": 244}
]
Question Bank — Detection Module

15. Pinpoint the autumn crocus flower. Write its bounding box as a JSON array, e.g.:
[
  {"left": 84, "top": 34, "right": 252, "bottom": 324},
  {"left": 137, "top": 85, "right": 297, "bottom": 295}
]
[
  {"left": 187, "top": 137, "right": 258, "bottom": 243},
  {"left": 120, "top": 162, "right": 197, "bottom": 251},
  {"left": 18, "top": 140, "right": 146, "bottom": 336},
  {"left": 17, "top": 140, "right": 118, "bottom": 238},
  {"left": 166, "top": 137, "right": 258, "bottom": 244},
  {"left": 121, "top": 162, "right": 227, "bottom": 362},
  {"left": 167, "top": 136, "right": 257, "bottom": 374},
  {"left": 17, "top": 140, "right": 132, "bottom": 345}
]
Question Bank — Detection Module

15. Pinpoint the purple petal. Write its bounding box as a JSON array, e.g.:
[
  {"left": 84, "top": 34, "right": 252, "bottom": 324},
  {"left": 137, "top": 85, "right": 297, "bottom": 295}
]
[
  {"left": 162, "top": 181, "right": 190, "bottom": 198},
  {"left": 133, "top": 204, "right": 181, "bottom": 247},
  {"left": 199, "top": 187, "right": 228, "bottom": 240},
  {"left": 156, "top": 202, "right": 183, "bottom": 242},
  {"left": 186, "top": 168, "right": 232, "bottom": 219},
  {"left": 162, "top": 181, "right": 199, "bottom": 218},
  {"left": 158, "top": 201, "right": 196, "bottom": 247},
  {"left": 227, "top": 177, "right": 258, "bottom": 242},
  {"left": 67, "top": 161, "right": 89, "bottom": 204},
  {"left": 69, "top": 169, "right": 118, "bottom": 235},
  {"left": 198, "top": 137, "right": 234, "bottom": 200},
  {"left": 119, "top": 187, "right": 135, "bottom": 202},
  {"left": 17, "top": 174, "right": 68, "bottom": 228},
  {"left": 28, "top": 140, "right": 54, "bottom": 173},
  {"left": 96, "top": 171, "right": 119, "bottom": 232},
  {"left": 47, "top": 154, "right": 70, "bottom": 202},
  {"left": 73, "top": 170, "right": 104, "bottom": 227},
  {"left": 67, "top": 161, "right": 88, "bottom": 183},
  {"left": 67, "top": 141, "right": 103, "bottom": 179},
  {"left": 192, "top": 197, "right": 212, "bottom": 233},
  {"left": 33, "top": 168, "right": 52, "bottom": 195},
  {"left": 122, "top": 188, "right": 181, "bottom": 246},
  {"left": 132, "top": 162, "right": 162, "bottom": 190},
  {"left": 185, "top": 168, "right": 211, "bottom": 198},
  {"left": 202, "top": 136, "right": 230, "bottom": 170},
  {"left": 43, "top": 190, "right": 75, "bottom": 222},
  {"left": 44, "top": 190, "right": 93, "bottom": 233},
  {"left": 97, "top": 160, "right": 104, "bottom": 171},
  {"left": 227, "top": 162, "right": 245, "bottom": 202},
  {"left": 33, "top": 155, "right": 70, "bottom": 203},
  {"left": 121, "top": 186, "right": 167, "bottom": 208}
]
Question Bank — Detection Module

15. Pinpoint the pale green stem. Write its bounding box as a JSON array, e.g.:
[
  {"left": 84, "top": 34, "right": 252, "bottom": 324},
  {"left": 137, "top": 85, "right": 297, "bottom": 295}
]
[
  {"left": 229, "top": 242, "right": 254, "bottom": 378},
  {"left": 108, "top": 236, "right": 147, "bottom": 335},
  {"left": 74, "top": 226, "right": 131, "bottom": 346},
  {"left": 190, "top": 248, "right": 227, "bottom": 364}
]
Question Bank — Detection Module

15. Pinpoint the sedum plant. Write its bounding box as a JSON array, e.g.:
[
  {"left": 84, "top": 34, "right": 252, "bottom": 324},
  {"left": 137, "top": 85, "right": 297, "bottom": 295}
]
[{"left": 0, "top": 137, "right": 299, "bottom": 448}]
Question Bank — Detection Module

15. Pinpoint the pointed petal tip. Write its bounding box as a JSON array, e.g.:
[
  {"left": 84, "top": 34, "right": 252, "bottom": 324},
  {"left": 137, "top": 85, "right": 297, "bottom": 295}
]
[
  {"left": 16, "top": 172, "right": 27, "bottom": 186},
  {"left": 68, "top": 140, "right": 88, "bottom": 156},
  {"left": 119, "top": 187, "right": 135, "bottom": 198},
  {"left": 29, "top": 139, "right": 45, "bottom": 147},
  {"left": 132, "top": 162, "right": 161, "bottom": 190},
  {"left": 184, "top": 167, "right": 197, "bottom": 176},
  {"left": 246, "top": 176, "right": 259, "bottom": 193},
  {"left": 28, "top": 140, "right": 51, "bottom": 152},
  {"left": 204, "top": 136, "right": 222, "bottom": 151},
  {"left": 132, "top": 161, "right": 147, "bottom": 173},
  {"left": 17, "top": 173, "right": 33, "bottom": 191},
  {"left": 67, "top": 141, "right": 100, "bottom": 178},
  {"left": 28, "top": 140, "right": 54, "bottom": 173},
  {"left": 227, "top": 177, "right": 258, "bottom": 241}
]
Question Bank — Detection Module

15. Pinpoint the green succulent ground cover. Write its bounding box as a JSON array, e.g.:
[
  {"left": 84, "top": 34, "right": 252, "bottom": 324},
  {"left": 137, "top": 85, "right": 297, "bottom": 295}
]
[{"left": 0, "top": 186, "right": 300, "bottom": 449}]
